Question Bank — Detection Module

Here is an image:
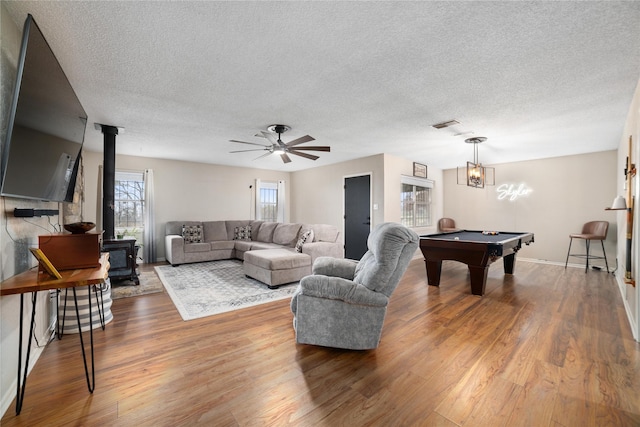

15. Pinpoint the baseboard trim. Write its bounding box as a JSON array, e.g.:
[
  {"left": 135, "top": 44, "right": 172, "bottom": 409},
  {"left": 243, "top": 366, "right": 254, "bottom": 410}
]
[{"left": 616, "top": 275, "right": 639, "bottom": 341}]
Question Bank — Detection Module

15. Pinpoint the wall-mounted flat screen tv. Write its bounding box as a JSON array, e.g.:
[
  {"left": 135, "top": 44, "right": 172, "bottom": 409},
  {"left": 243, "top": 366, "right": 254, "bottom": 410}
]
[{"left": 0, "top": 14, "right": 87, "bottom": 203}]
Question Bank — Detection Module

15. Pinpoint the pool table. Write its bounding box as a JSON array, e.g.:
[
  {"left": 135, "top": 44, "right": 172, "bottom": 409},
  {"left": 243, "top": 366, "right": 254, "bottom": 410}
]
[{"left": 419, "top": 230, "right": 534, "bottom": 296}]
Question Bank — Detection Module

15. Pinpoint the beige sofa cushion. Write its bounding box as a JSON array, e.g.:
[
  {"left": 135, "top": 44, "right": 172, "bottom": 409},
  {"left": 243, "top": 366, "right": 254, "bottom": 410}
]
[
  {"left": 256, "top": 222, "right": 278, "bottom": 242},
  {"left": 203, "top": 221, "right": 228, "bottom": 242},
  {"left": 184, "top": 242, "right": 211, "bottom": 253},
  {"left": 273, "top": 223, "right": 302, "bottom": 247},
  {"left": 210, "top": 241, "right": 236, "bottom": 250},
  {"left": 303, "top": 224, "right": 340, "bottom": 242},
  {"left": 250, "top": 220, "right": 264, "bottom": 238},
  {"left": 233, "top": 240, "right": 254, "bottom": 252}
]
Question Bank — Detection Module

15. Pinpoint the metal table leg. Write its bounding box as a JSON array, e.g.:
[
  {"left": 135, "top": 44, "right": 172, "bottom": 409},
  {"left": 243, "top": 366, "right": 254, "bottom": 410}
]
[
  {"left": 56, "top": 289, "right": 68, "bottom": 339},
  {"left": 15, "top": 292, "right": 37, "bottom": 415},
  {"left": 72, "top": 285, "right": 95, "bottom": 393},
  {"left": 94, "top": 284, "right": 106, "bottom": 330}
]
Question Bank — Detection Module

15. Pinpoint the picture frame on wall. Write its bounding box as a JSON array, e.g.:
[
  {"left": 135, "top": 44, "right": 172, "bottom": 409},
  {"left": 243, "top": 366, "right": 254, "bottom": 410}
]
[{"left": 413, "top": 162, "right": 427, "bottom": 178}]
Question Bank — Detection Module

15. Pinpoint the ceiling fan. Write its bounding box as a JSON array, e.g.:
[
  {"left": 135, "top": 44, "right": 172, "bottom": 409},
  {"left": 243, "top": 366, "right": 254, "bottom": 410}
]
[{"left": 229, "top": 124, "right": 330, "bottom": 164}]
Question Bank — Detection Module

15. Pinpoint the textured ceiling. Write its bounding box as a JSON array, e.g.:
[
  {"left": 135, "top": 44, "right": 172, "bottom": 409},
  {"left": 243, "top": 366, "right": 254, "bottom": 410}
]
[{"left": 4, "top": 1, "right": 640, "bottom": 172}]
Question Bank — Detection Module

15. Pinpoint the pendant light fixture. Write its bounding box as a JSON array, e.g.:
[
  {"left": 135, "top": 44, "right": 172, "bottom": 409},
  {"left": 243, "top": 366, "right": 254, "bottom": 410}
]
[{"left": 457, "top": 137, "right": 495, "bottom": 188}]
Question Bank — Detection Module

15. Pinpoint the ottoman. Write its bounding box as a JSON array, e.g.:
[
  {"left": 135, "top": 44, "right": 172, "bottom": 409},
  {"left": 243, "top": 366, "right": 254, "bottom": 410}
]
[{"left": 243, "top": 249, "right": 312, "bottom": 289}]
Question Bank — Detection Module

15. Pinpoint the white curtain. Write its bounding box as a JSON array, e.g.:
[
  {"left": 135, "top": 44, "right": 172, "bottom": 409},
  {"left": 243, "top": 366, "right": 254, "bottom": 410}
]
[
  {"left": 143, "top": 169, "right": 156, "bottom": 263},
  {"left": 255, "top": 178, "right": 262, "bottom": 220}
]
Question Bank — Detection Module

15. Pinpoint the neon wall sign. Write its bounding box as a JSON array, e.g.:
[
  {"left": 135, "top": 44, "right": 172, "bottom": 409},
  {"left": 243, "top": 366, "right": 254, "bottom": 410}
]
[{"left": 496, "top": 183, "right": 532, "bottom": 201}]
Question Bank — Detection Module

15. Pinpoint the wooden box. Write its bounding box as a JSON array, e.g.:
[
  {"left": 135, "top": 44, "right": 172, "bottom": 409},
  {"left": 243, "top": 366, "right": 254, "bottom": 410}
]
[{"left": 38, "top": 233, "right": 101, "bottom": 271}]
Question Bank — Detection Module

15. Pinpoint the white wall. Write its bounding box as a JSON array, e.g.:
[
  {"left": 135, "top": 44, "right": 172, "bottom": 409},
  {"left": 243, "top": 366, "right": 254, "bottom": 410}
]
[{"left": 443, "top": 151, "right": 617, "bottom": 264}]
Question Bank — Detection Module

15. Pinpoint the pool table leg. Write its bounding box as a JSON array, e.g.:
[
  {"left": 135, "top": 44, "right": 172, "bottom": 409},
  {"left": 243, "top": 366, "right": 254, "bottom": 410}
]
[
  {"left": 425, "top": 259, "right": 442, "bottom": 286},
  {"left": 503, "top": 253, "right": 516, "bottom": 274},
  {"left": 468, "top": 266, "right": 489, "bottom": 296}
]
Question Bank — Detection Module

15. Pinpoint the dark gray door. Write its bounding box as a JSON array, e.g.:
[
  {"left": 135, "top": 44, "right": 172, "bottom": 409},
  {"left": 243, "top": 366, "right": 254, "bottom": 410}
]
[{"left": 344, "top": 175, "right": 371, "bottom": 260}]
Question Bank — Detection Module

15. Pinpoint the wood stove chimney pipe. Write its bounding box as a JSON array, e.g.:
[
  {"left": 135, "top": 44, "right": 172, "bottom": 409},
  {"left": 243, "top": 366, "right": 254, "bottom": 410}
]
[{"left": 97, "top": 124, "right": 119, "bottom": 240}]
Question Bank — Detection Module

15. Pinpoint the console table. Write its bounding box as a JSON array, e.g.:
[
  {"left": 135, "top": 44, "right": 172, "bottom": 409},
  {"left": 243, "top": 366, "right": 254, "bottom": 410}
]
[{"left": 0, "top": 253, "right": 110, "bottom": 415}]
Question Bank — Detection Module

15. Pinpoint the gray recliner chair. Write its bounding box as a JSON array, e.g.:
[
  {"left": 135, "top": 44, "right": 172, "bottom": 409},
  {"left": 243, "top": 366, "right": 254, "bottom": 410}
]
[{"left": 290, "top": 222, "right": 419, "bottom": 350}]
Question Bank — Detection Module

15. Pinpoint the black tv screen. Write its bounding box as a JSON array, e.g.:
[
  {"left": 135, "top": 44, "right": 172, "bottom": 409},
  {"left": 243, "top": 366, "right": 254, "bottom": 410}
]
[{"left": 0, "top": 14, "right": 87, "bottom": 203}]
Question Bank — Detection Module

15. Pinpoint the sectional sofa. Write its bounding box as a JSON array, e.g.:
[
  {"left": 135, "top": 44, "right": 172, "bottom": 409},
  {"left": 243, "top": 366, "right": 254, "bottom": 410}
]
[{"left": 165, "top": 220, "right": 344, "bottom": 287}]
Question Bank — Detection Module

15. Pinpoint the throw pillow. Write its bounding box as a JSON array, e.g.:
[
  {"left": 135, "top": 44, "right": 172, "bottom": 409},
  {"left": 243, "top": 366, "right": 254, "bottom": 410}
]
[
  {"left": 182, "top": 224, "right": 203, "bottom": 244},
  {"left": 295, "top": 229, "right": 314, "bottom": 253},
  {"left": 234, "top": 225, "right": 252, "bottom": 241}
]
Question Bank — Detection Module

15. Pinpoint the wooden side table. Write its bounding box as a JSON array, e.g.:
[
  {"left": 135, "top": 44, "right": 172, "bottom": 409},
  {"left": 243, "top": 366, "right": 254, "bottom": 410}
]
[{"left": 0, "top": 253, "right": 110, "bottom": 415}]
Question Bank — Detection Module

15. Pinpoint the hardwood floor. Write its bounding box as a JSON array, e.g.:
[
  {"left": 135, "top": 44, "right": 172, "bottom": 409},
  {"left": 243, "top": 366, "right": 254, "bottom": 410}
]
[{"left": 2, "top": 259, "right": 639, "bottom": 426}]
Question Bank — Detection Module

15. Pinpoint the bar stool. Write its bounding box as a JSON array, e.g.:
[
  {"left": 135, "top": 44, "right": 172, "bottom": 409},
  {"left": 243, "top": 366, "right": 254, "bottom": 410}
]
[{"left": 564, "top": 221, "right": 609, "bottom": 272}]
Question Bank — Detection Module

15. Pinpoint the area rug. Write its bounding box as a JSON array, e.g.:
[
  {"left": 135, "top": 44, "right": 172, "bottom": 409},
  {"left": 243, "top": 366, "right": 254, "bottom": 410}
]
[
  {"left": 110, "top": 269, "right": 164, "bottom": 299},
  {"left": 154, "top": 259, "right": 299, "bottom": 321}
]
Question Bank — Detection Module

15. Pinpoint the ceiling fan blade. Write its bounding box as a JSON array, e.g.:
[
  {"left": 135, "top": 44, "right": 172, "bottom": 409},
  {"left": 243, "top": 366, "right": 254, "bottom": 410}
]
[
  {"left": 253, "top": 152, "right": 272, "bottom": 161},
  {"left": 286, "top": 135, "right": 315, "bottom": 147},
  {"left": 229, "top": 139, "right": 269, "bottom": 148},
  {"left": 280, "top": 152, "right": 292, "bottom": 163},
  {"left": 289, "top": 146, "right": 331, "bottom": 152},
  {"left": 288, "top": 150, "right": 319, "bottom": 161},
  {"left": 230, "top": 148, "right": 269, "bottom": 153}
]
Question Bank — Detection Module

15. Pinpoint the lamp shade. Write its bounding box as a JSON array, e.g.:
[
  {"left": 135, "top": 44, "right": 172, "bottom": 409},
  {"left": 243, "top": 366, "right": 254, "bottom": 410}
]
[{"left": 610, "top": 195, "right": 627, "bottom": 210}]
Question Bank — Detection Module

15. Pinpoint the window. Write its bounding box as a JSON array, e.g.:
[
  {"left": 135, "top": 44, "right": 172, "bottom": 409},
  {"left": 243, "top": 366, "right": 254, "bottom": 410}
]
[
  {"left": 401, "top": 175, "right": 433, "bottom": 228},
  {"left": 114, "top": 170, "right": 145, "bottom": 242},
  {"left": 259, "top": 181, "right": 278, "bottom": 222},
  {"left": 255, "top": 179, "right": 285, "bottom": 222}
]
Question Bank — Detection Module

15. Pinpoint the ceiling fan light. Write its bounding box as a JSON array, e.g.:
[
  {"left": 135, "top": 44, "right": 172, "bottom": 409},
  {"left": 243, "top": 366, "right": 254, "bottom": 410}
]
[{"left": 231, "top": 124, "right": 329, "bottom": 163}]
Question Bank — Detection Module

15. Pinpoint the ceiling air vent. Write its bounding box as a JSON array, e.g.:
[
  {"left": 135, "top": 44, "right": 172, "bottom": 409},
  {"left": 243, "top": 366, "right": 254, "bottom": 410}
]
[{"left": 431, "top": 119, "right": 459, "bottom": 129}]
